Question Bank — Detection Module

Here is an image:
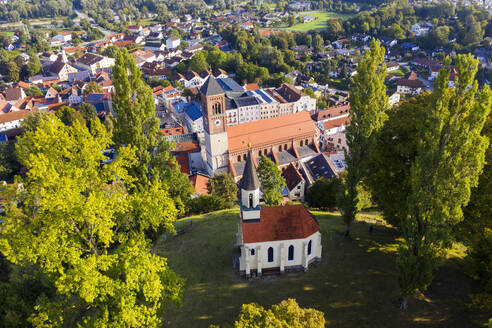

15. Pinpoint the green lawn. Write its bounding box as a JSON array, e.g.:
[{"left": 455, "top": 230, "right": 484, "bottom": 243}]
[
  {"left": 155, "top": 209, "right": 487, "bottom": 328},
  {"left": 389, "top": 66, "right": 410, "bottom": 77},
  {"left": 280, "top": 11, "right": 352, "bottom": 32}
]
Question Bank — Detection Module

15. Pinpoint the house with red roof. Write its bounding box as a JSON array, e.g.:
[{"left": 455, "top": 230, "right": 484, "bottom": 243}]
[{"left": 236, "top": 150, "right": 322, "bottom": 277}]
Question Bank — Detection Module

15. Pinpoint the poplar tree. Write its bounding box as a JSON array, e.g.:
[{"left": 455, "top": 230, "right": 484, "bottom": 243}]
[
  {"left": 111, "top": 48, "right": 192, "bottom": 216},
  {"left": 257, "top": 155, "right": 285, "bottom": 206},
  {"left": 341, "top": 39, "right": 388, "bottom": 236},
  {"left": 397, "top": 55, "right": 492, "bottom": 309}
]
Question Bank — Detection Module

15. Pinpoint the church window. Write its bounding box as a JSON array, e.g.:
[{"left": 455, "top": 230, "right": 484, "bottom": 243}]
[
  {"left": 251, "top": 249, "right": 255, "bottom": 256},
  {"left": 237, "top": 155, "right": 241, "bottom": 162},
  {"left": 249, "top": 193, "right": 253, "bottom": 208},
  {"left": 288, "top": 245, "right": 294, "bottom": 261},
  {"left": 213, "top": 103, "right": 222, "bottom": 115},
  {"left": 267, "top": 247, "right": 274, "bottom": 262},
  {"left": 278, "top": 145, "right": 282, "bottom": 151},
  {"left": 300, "top": 140, "right": 304, "bottom": 147},
  {"left": 284, "top": 144, "right": 287, "bottom": 151},
  {"left": 264, "top": 149, "right": 267, "bottom": 155},
  {"left": 307, "top": 240, "right": 312, "bottom": 255},
  {"left": 305, "top": 139, "right": 309, "bottom": 145},
  {"left": 243, "top": 154, "right": 247, "bottom": 160},
  {"left": 259, "top": 150, "right": 262, "bottom": 156}
]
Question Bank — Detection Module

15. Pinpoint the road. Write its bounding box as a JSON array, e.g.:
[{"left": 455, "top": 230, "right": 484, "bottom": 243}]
[{"left": 73, "top": 9, "right": 115, "bottom": 37}]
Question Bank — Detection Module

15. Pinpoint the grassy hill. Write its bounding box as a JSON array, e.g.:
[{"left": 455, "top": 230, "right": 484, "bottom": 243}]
[{"left": 155, "top": 209, "right": 487, "bottom": 328}]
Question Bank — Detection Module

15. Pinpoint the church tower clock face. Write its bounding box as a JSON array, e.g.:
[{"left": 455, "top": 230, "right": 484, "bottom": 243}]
[{"left": 214, "top": 119, "right": 221, "bottom": 127}]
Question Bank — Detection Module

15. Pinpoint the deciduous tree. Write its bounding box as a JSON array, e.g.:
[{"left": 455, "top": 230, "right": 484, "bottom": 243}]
[
  {"left": 366, "top": 94, "right": 430, "bottom": 227},
  {"left": 83, "top": 81, "right": 104, "bottom": 96},
  {"left": 0, "top": 115, "right": 183, "bottom": 326},
  {"left": 257, "top": 155, "right": 285, "bottom": 206},
  {"left": 112, "top": 48, "right": 192, "bottom": 216},
  {"left": 340, "top": 39, "right": 388, "bottom": 236},
  {"left": 208, "top": 173, "right": 238, "bottom": 208},
  {"left": 221, "top": 299, "right": 325, "bottom": 328},
  {"left": 397, "top": 55, "right": 492, "bottom": 309}
]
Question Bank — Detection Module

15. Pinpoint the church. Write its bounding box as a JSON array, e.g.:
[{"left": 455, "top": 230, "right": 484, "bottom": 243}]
[
  {"left": 235, "top": 150, "right": 322, "bottom": 277},
  {"left": 200, "top": 76, "right": 320, "bottom": 178}
]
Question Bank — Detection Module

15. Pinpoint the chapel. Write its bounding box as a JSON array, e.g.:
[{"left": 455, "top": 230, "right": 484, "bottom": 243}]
[{"left": 236, "top": 150, "right": 322, "bottom": 277}]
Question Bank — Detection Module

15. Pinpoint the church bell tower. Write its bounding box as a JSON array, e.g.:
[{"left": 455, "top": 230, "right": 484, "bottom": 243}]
[{"left": 200, "top": 76, "right": 229, "bottom": 174}]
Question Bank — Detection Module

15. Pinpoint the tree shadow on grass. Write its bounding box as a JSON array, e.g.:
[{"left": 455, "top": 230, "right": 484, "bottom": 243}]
[{"left": 159, "top": 211, "right": 485, "bottom": 328}]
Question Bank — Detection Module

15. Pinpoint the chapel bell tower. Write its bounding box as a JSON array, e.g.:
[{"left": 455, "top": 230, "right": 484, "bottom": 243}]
[{"left": 239, "top": 149, "right": 261, "bottom": 221}]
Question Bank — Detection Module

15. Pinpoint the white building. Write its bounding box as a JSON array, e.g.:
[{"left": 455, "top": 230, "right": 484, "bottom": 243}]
[
  {"left": 166, "top": 37, "right": 181, "bottom": 49},
  {"left": 0, "top": 110, "right": 30, "bottom": 133},
  {"left": 236, "top": 150, "right": 322, "bottom": 277},
  {"left": 52, "top": 32, "right": 72, "bottom": 43},
  {"left": 75, "top": 53, "right": 115, "bottom": 74},
  {"left": 388, "top": 92, "right": 401, "bottom": 106},
  {"left": 276, "top": 84, "right": 316, "bottom": 114}
]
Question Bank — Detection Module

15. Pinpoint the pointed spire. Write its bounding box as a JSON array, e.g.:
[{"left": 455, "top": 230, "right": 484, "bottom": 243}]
[{"left": 239, "top": 150, "right": 260, "bottom": 191}]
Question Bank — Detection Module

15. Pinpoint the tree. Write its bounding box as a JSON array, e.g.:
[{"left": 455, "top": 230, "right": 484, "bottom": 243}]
[
  {"left": 101, "top": 44, "right": 119, "bottom": 58},
  {"left": 207, "top": 173, "right": 238, "bottom": 208},
  {"left": 288, "top": 15, "right": 296, "bottom": 27},
  {"left": 397, "top": 55, "right": 492, "bottom": 309},
  {"left": 218, "top": 299, "right": 325, "bottom": 328},
  {"left": 25, "top": 52, "right": 41, "bottom": 77},
  {"left": 21, "top": 111, "right": 47, "bottom": 132},
  {"left": 457, "top": 114, "right": 492, "bottom": 314},
  {"left": 305, "top": 177, "right": 340, "bottom": 210},
  {"left": 189, "top": 50, "right": 209, "bottom": 73},
  {"left": 187, "top": 194, "right": 224, "bottom": 215},
  {"left": 0, "top": 115, "right": 183, "bottom": 326},
  {"left": 112, "top": 48, "right": 192, "bottom": 216},
  {"left": 55, "top": 106, "right": 85, "bottom": 126},
  {"left": 0, "top": 140, "right": 20, "bottom": 182},
  {"left": 7, "top": 61, "right": 19, "bottom": 82},
  {"left": 367, "top": 94, "right": 430, "bottom": 227},
  {"left": 83, "top": 81, "right": 104, "bottom": 96},
  {"left": 24, "top": 85, "right": 43, "bottom": 96},
  {"left": 312, "top": 33, "right": 324, "bottom": 54},
  {"left": 427, "top": 26, "right": 450, "bottom": 48},
  {"left": 461, "top": 16, "right": 484, "bottom": 46},
  {"left": 325, "top": 18, "right": 344, "bottom": 41},
  {"left": 340, "top": 39, "right": 388, "bottom": 236},
  {"left": 257, "top": 155, "right": 285, "bottom": 206},
  {"left": 77, "top": 103, "right": 98, "bottom": 123}
]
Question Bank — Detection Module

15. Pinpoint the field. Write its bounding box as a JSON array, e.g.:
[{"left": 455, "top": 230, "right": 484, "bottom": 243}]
[
  {"left": 155, "top": 209, "right": 488, "bottom": 328},
  {"left": 281, "top": 11, "right": 352, "bottom": 32}
]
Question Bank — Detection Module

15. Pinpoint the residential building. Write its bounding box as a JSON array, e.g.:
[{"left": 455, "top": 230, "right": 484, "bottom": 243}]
[
  {"left": 397, "top": 72, "right": 424, "bottom": 95},
  {"left": 166, "top": 37, "right": 181, "bottom": 49},
  {"left": 281, "top": 163, "right": 306, "bottom": 201},
  {"left": 75, "top": 53, "right": 115, "bottom": 74}
]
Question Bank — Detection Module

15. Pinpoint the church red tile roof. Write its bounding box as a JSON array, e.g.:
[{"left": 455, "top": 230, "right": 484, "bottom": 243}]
[
  {"left": 227, "top": 111, "right": 317, "bottom": 153},
  {"left": 242, "top": 204, "right": 320, "bottom": 243}
]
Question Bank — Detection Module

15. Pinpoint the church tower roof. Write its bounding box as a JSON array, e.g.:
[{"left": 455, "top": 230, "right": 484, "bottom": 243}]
[
  {"left": 239, "top": 150, "right": 260, "bottom": 191},
  {"left": 200, "top": 76, "right": 224, "bottom": 96}
]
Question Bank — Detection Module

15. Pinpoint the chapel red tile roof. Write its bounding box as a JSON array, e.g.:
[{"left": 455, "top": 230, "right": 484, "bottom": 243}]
[{"left": 242, "top": 204, "right": 320, "bottom": 243}]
